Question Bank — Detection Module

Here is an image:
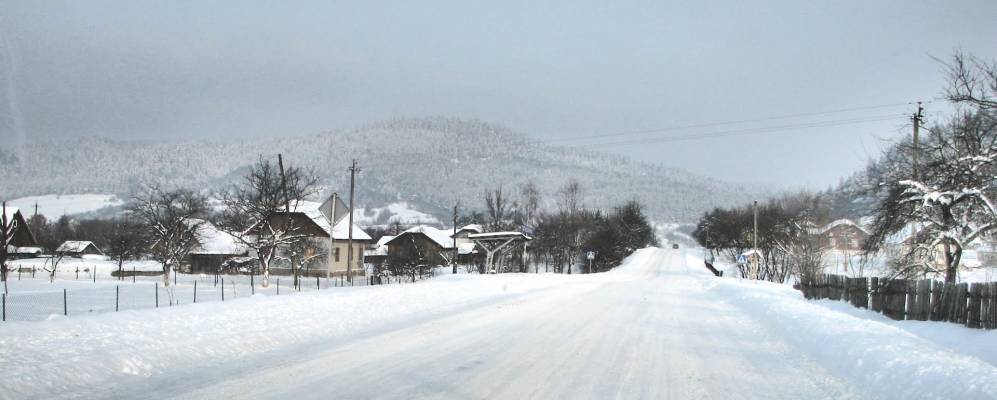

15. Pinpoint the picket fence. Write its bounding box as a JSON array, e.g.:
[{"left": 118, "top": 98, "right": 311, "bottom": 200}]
[{"left": 798, "top": 274, "right": 997, "bottom": 329}]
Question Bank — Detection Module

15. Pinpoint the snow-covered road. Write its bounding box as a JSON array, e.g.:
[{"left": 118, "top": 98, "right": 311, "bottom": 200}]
[
  {"left": 5, "top": 247, "right": 996, "bottom": 399},
  {"left": 160, "top": 248, "right": 856, "bottom": 399}
]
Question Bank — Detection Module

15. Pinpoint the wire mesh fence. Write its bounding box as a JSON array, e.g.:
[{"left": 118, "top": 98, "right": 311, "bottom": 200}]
[{"left": 0, "top": 270, "right": 419, "bottom": 322}]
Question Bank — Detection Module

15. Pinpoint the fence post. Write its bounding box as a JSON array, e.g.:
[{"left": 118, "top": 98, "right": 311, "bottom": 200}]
[
  {"left": 63, "top": 288, "right": 67, "bottom": 316},
  {"left": 2, "top": 292, "right": 5, "bottom": 321},
  {"left": 277, "top": 278, "right": 280, "bottom": 295},
  {"left": 132, "top": 267, "right": 136, "bottom": 283},
  {"left": 967, "top": 283, "right": 982, "bottom": 329},
  {"left": 93, "top": 266, "right": 97, "bottom": 283},
  {"left": 174, "top": 269, "right": 177, "bottom": 286},
  {"left": 193, "top": 280, "right": 197, "bottom": 303},
  {"left": 156, "top": 283, "right": 159, "bottom": 308},
  {"left": 316, "top": 275, "right": 320, "bottom": 290},
  {"left": 221, "top": 278, "right": 225, "bottom": 302},
  {"left": 115, "top": 286, "right": 119, "bottom": 312}
]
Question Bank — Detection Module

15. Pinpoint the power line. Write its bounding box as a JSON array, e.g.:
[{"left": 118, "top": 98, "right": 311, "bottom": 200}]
[
  {"left": 570, "top": 114, "right": 906, "bottom": 148},
  {"left": 357, "top": 115, "right": 906, "bottom": 169},
  {"left": 545, "top": 101, "right": 928, "bottom": 144}
]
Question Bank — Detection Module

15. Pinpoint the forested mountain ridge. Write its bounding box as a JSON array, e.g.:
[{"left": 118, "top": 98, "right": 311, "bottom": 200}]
[{"left": 1, "top": 117, "right": 770, "bottom": 221}]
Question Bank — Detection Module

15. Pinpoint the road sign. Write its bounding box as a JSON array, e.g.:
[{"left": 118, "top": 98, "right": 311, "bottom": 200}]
[
  {"left": 736, "top": 254, "right": 747, "bottom": 264},
  {"left": 586, "top": 251, "right": 596, "bottom": 260}
]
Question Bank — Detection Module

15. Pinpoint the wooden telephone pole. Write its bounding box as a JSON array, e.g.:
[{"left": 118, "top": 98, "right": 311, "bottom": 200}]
[
  {"left": 328, "top": 192, "right": 338, "bottom": 281},
  {"left": 912, "top": 102, "right": 924, "bottom": 181},
  {"left": 277, "top": 154, "right": 296, "bottom": 289},
  {"left": 346, "top": 160, "right": 359, "bottom": 282},
  {"left": 752, "top": 200, "right": 759, "bottom": 280},
  {"left": 452, "top": 204, "right": 458, "bottom": 274},
  {"left": 911, "top": 103, "right": 924, "bottom": 246}
]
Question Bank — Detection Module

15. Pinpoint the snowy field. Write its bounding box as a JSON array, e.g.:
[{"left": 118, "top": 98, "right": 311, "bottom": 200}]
[
  {"left": 2, "top": 247, "right": 996, "bottom": 399},
  {"left": 2, "top": 257, "right": 379, "bottom": 322},
  {"left": 6, "top": 194, "right": 123, "bottom": 220}
]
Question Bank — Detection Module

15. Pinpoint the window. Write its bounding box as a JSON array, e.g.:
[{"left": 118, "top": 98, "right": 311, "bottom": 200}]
[{"left": 334, "top": 247, "right": 340, "bottom": 262}]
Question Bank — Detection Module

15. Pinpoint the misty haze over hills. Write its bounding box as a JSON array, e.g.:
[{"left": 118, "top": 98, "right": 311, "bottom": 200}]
[{"left": 0, "top": 117, "right": 770, "bottom": 221}]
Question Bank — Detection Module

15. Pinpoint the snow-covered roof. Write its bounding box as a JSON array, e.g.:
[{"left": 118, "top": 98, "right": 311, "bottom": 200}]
[
  {"left": 190, "top": 219, "right": 248, "bottom": 255},
  {"left": 375, "top": 235, "right": 395, "bottom": 247},
  {"left": 392, "top": 226, "right": 456, "bottom": 249},
  {"left": 453, "top": 224, "right": 484, "bottom": 235},
  {"left": 467, "top": 231, "right": 532, "bottom": 240},
  {"left": 56, "top": 241, "right": 100, "bottom": 253},
  {"left": 287, "top": 200, "right": 372, "bottom": 241},
  {"left": 457, "top": 242, "right": 477, "bottom": 255},
  {"left": 7, "top": 246, "right": 42, "bottom": 254},
  {"left": 885, "top": 223, "right": 924, "bottom": 246},
  {"left": 821, "top": 219, "right": 869, "bottom": 235},
  {"left": 364, "top": 235, "right": 396, "bottom": 257}
]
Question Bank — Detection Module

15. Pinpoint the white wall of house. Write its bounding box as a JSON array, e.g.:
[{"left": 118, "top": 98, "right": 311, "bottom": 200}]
[{"left": 327, "top": 241, "right": 366, "bottom": 275}]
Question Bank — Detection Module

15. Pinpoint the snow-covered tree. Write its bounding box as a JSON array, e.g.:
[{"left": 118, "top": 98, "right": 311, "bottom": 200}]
[{"left": 867, "top": 110, "right": 997, "bottom": 282}]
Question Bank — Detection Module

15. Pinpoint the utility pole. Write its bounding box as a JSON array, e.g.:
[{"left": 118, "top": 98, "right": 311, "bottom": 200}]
[
  {"left": 912, "top": 102, "right": 924, "bottom": 181},
  {"left": 346, "top": 160, "right": 359, "bottom": 282},
  {"left": 2, "top": 201, "right": 8, "bottom": 291},
  {"left": 452, "top": 203, "right": 458, "bottom": 274},
  {"left": 752, "top": 200, "right": 759, "bottom": 280},
  {"left": 328, "top": 192, "right": 338, "bottom": 281},
  {"left": 911, "top": 103, "right": 924, "bottom": 249},
  {"left": 277, "top": 154, "right": 296, "bottom": 289}
]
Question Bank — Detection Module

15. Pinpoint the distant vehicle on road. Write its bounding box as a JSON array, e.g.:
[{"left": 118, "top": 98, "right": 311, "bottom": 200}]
[{"left": 672, "top": 244, "right": 679, "bottom": 249}]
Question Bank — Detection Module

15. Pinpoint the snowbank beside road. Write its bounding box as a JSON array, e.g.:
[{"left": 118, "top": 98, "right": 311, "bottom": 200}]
[
  {"left": 710, "top": 277, "right": 997, "bottom": 399},
  {"left": 813, "top": 298, "right": 997, "bottom": 367},
  {"left": 0, "top": 273, "right": 583, "bottom": 400}
]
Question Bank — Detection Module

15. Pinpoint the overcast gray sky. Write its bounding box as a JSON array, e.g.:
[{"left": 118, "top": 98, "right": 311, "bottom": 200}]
[{"left": 2, "top": 1, "right": 996, "bottom": 188}]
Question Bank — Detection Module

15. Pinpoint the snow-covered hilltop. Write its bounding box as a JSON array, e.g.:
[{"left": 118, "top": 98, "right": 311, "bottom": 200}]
[{"left": 0, "top": 117, "right": 769, "bottom": 221}]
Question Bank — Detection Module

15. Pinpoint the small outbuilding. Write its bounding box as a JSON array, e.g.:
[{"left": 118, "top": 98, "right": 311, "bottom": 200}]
[
  {"left": 56, "top": 241, "right": 104, "bottom": 257},
  {"left": 186, "top": 219, "right": 250, "bottom": 273}
]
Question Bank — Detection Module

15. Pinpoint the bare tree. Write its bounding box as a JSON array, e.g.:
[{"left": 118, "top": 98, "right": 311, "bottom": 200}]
[
  {"left": 484, "top": 186, "right": 511, "bottom": 231},
  {"left": 104, "top": 217, "right": 147, "bottom": 280},
  {"left": 131, "top": 187, "right": 208, "bottom": 287},
  {"left": 42, "top": 247, "right": 69, "bottom": 283},
  {"left": 945, "top": 51, "right": 997, "bottom": 111},
  {"left": 774, "top": 214, "right": 827, "bottom": 284},
  {"left": 557, "top": 180, "right": 584, "bottom": 274},
  {"left": 217, "top": 156, "right": 319, "bottom": 288},
  {"left": 519, "top": 181, "right": 541, "bottom": 228},
  {"left": 557, "top": 179, "right": 582, "bottom": 216},
  {"left": 1, "top": 203, "right": 14, "bottom": 291}
]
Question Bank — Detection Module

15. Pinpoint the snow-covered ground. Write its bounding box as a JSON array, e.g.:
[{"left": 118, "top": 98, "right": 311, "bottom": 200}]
[
  {"left": 353, "top": 202, "right": 440, "bottom": 226},
  {"left": 5, "top": 194, "right": 123, "bottom": 220},
  {"left": 2, "top": 257, "right": 381, "bottom": 322},
  {"left": 2, "top": 247, "right": 995, "bottom": 399}
]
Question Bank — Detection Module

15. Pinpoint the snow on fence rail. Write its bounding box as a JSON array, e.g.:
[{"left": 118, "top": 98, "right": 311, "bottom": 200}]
[{"left": 798, "top": 274, "right": 997, "bottom": 329}]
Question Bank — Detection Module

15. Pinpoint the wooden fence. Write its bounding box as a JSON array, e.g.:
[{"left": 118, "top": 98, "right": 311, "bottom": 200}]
[{"left": 798, "top": 274, "right": 997, "bottom": 330}]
